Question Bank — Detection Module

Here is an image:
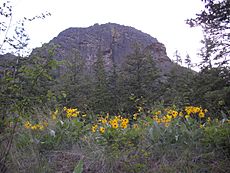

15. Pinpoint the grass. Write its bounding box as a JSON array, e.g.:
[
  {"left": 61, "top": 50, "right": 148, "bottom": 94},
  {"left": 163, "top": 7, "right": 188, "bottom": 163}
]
[{"left": 2, "top": 105, "right": 230, "bottom": 173}]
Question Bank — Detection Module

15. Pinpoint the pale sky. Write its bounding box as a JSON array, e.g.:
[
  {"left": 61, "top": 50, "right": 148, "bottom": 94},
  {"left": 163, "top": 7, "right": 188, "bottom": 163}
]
[{"left": 4, "top": 0, "right": 204, "bottom": 66}]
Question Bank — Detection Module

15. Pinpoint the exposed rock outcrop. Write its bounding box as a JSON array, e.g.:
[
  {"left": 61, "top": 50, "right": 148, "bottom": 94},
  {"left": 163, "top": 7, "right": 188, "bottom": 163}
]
[
  {"left": 42, "top": 23, "right": 174, "bottom": 73},
  {"left": 1, "top": 23, "right": 178, "bottom": 75}
]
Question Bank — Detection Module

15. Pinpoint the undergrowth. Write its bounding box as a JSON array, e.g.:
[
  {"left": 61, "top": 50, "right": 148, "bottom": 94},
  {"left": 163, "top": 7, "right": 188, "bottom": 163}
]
[{"left": 3, "top": 105, "right": 230, "bottom": 173}]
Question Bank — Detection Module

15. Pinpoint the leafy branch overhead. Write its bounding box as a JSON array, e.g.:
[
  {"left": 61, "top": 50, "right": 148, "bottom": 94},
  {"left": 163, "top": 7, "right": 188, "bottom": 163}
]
[
  {"left": 0, "top": 0, "right": 51, "bottom": 56},
  {"left": 187, "top": 0, "right": 230, "bottom": 67}
]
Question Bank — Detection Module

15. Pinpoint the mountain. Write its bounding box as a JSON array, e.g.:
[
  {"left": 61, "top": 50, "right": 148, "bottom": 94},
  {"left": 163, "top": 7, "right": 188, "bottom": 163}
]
[
  {"left": 0, "top": 23, "right": 195, "bottom": 112},
  {"left": 33, "top": 23, "right": 175, "bottom": 74}
]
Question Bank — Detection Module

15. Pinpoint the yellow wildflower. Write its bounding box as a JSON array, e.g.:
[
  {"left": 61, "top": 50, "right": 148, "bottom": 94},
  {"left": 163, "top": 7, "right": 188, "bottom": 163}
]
[
  {"left": 172, "top": 111, "right": 178, "bottom": 118},
  {"left": 155, "top": 111, "right": 161, "bottom": 115},
  {"left": 156, "top": 119, "right": 161, "bottom": 124},
  {"left": 121, "top": 122, "right": 128, "bottom": 129},
  {"left": 185, "top": 106, "right": 192, "bottom": 115},
  {"left": 114, "top": 116, "right": 120, "bottom": 121},
  {"left": 51, "top": 109, "right": 58, "bottom": 120},
  {"left": 153, "top": 115, "right": 161, "bottom": 123},
  {"left": 24, "top": 121, "right": 47, "bottom": 131},
  {"left": 99, "top": 127, "right": 105, "bottom": 134},
  {"left": 65, "top": 107, "right": 80, "bottom": 118},
  {"left": 101, "top": 119, "right": 107, "bottom": 124},
  {"left": 24, "top": 121, "right": 32, "bottom": 129},
  {"left": 38, "top": 124, "right": 44, "bottom": 130},
  {"left": 31, "top": 125, "right": 37, "bottom": 130},
  {"left": 122, "top": 118, "right": 129, "bottom": 124},
  {"left": 133, "top": 113, "right": 138, "bottom": 120},
  {"left": 133, "top": 124, "right": 138, "bottom": 129},
  {"left": 198, "top": 111, "right": 205, "bottom": 118},
  {"left": 193, "top": 107, "right": 200, "bottom": 113},
  {"left": 91, "top": 124, "right": 98, "bottom": 132},
  {"left": 166, "top": 115, "right": 172, "bottom": 121},
  {"left": 92, "top": 127, "right": 96, "bottom": 133},
  {"left": 109, "top": 119, "right": 118, "bottom": 125},
  {"left": 111, "top": 120, "right": 119, "bottom": 128},
  {"left": 164, "top": 123, "right": 169, "bottom": 127}
]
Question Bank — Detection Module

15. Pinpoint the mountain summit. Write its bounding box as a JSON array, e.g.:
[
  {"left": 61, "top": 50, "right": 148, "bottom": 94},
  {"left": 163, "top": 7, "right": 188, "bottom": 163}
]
[{"left": 39, "top": 23, "right": 174, "bottom": 73}]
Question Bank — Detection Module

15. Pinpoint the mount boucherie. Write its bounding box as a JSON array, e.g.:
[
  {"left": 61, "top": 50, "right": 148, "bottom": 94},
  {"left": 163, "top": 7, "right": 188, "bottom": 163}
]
[{"left": 34, "top": 23, "right": 178, "bottom": 74}]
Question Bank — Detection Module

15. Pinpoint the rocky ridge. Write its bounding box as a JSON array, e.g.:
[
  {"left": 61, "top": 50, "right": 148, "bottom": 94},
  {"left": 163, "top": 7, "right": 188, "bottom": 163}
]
[
  {"left": 1, "top": 23, "right": 179, "bottom": 76},
  {"left": 42, "top": 23, "right": 174, "bottom": 73}
]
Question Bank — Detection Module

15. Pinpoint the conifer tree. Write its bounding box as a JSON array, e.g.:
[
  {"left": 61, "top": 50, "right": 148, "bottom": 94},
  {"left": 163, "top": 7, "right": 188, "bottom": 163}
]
[
  {"left": 163, "top": 65, "right": 195, "bottom": 106},
  {"left": 191, "top": 66, "right": 230, "bottom": 116},
  {"left": 186, "top": 0, "right": 230, "bottom": 115},
  {"left": 107, "top": 61, "right": 121, "bottom": 113},
  {"left": 56, "top": 49, "right": 92, "bottom": 108},
  {"left": 120, "top": 44, "right": 159, "bottom": 110},
  {"left": 187, "top": 0, "right": 230, "bottom": 67},
  {"left": 91, "top": 48, "right": 111, "bottom": 113},
  {"left": 173, "top": 50, "right": 182, "bottom": 65},
  {"left": 184, "top": 54, "right": 192, "bottom": 69}
]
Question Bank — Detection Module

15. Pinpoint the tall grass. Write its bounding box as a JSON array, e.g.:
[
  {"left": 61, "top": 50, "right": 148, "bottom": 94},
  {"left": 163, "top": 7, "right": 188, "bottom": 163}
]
[{"left": 4, "top": 105, "right": 230, "bottom": 173}]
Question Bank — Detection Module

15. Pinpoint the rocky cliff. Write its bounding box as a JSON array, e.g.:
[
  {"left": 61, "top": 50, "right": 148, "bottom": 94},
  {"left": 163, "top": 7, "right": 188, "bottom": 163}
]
[
  {"left": 40, "top": 23, "right": 174, "bottom": 73},
  {"left": 1, "top": 23, "right": 178, "bottom": 75}
]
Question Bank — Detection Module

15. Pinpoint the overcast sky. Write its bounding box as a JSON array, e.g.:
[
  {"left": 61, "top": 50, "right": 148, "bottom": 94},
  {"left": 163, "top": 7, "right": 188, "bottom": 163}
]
[{"left": 9, "top": 0, "right": 204, "bottom": 66}]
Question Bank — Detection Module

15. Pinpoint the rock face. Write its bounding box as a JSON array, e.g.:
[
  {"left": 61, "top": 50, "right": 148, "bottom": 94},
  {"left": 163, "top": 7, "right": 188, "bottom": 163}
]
[
  {"left": 45, "top": 23, "right": 174, "bottom": 73},
  {"left": 1, "top": 23, "right": 179, "bottom": 77}
]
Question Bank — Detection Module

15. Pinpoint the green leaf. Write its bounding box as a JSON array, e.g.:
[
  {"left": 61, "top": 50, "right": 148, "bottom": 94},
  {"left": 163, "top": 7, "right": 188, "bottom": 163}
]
[{"left": 73, "top": 160, "right": 83, "bottom": 173}]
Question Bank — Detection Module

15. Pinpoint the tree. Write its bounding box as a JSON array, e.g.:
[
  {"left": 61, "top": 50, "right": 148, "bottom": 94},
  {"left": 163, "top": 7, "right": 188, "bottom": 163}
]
[
  {"left": 0, "top": 46, "right": 58, "bottom": 173},
  {"left": 186, "top": 0, "right": 230, "bottom": 117},
  {"left": 198, "top": 35, "right": 214, "bottom": 69},
  {"left": 163, "top": 65, "right": 196, "bottom": 107},
  {"left": 91, "top": 48, "right": 112, "bottom": 113},
  {"left": 184, "top": 53, "right": 192, "bottom": 69},
  {"left": 55, "top": 49, "right": 92, "bottom": 109},
  {"left": 187, "top": 0, "right": 230, "bottom": 67},
  {"left": 0, "top": 1, "right": 50, "bottom": 172},
  {"left": 120, "top": 44, "right": 159, "bottom": 111},
  {"left": 191, "top": 66, "right": 230, "bottom": 116},
  {"left": 173, "top": 50, "right": 182, "bottom": 65},
  {"left": 106, "top": 29, "right": 123, "bottom": 113},
  {"left": 107, "top": 61, "right": 122, "bottom": 113}
]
